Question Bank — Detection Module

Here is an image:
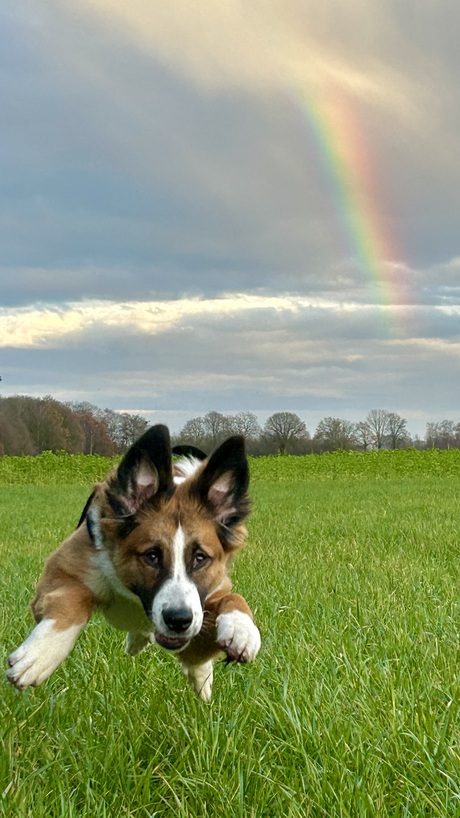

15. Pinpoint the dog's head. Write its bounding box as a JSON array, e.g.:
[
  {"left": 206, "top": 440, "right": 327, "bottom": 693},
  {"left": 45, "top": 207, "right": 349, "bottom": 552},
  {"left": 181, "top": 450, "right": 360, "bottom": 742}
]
[{"left": 85, "top": 425, "right": 250, "bottom": 651}]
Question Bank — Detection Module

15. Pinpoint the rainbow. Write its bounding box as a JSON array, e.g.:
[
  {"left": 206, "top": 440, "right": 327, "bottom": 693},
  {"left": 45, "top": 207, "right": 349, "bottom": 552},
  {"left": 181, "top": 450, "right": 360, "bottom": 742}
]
[{"left": 294, "top": 85, "right": 406, "bottom": 333}]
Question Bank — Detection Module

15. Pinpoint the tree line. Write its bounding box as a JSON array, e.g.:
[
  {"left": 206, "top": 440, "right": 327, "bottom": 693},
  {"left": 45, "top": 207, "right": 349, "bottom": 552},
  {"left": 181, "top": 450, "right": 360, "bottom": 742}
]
[
  {"left": 0, "top": 396, "right": 149, "bottom": 456},
  {"left": 177, "top": 409, "right": 459, "bottom": 455},
  {"left": 0, "top": 396, "right": 459, "bottom": 456}
]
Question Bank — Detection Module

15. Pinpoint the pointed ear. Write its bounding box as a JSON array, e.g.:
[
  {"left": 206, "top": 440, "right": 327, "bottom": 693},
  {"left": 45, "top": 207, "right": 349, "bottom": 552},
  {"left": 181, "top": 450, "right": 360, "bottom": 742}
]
[
  {"left": 192, "top": 436, "right": 250, "bottom": 537},
  {"left": 106, "top": 424, "right": 173, "bottom": 516}
]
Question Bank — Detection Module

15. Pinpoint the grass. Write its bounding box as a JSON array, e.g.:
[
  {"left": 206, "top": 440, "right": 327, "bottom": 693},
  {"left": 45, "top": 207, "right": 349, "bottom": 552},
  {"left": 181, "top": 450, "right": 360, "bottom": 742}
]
[{"left": 1, "top": 456, "right": 460, "bottom": 815}]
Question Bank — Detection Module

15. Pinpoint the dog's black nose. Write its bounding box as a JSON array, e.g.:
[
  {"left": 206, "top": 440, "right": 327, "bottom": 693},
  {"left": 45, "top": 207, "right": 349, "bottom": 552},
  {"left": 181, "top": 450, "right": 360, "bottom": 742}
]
[{"left": 162, "top": 607, "right": 193, "bottom": 633}]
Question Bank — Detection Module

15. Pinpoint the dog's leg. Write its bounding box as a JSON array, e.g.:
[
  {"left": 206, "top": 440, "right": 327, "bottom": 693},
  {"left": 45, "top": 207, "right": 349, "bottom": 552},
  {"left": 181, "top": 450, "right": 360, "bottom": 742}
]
[
  {"left": 125, "top": 631, "right": 154, "bottom": 656},
  {"left": 177, "top": 589, "right": 260, "bottom": 701},
  {"left": 210, "top": 592, "right": 261, "bottom": 664},
  {"left": 181, "top": 660, "right": 214, "bottom": 702},
  {"left": 180, "top": 592, "right": 260, "bottom": 701},
  {"left": 7, "top": 582, "right": 94, "bottom": 689}
]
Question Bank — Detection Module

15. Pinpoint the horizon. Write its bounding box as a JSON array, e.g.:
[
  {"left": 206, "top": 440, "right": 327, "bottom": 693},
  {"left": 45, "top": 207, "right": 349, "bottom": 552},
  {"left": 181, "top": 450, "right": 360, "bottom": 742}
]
[{"left": 1, "top": 390, "right": 456, "bottom": 441}]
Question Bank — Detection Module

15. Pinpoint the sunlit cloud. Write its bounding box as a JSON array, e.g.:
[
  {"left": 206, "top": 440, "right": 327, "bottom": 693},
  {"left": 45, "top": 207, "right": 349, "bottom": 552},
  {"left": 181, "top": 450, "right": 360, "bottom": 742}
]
[
  {"left": 0, "top": 294, "right": 362, "bottom": 349},
  {"left": 1, "top": 293, "right": 457, "bottom": 352}
]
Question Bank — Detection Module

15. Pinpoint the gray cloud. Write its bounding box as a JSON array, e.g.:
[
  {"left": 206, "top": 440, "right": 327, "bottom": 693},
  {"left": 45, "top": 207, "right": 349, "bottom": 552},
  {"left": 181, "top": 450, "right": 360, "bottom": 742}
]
[
  {"left": 3, "top": 1, "right": 459, "bottom": 302},
  {"left": 1, "top": 298, "right": 458, "bottom": 440},
  {"left": 0, "top": 1, "right": 459, "bottom": 437}
]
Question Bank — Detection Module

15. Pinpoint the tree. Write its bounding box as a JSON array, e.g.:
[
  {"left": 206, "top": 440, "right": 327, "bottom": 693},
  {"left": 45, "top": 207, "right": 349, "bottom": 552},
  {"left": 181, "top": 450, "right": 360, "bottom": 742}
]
[
  {"left": 117, "top": 413, "right": 149, "bottom": 452},
  {"left": 355, "top": 420, "right": 373, "bottom": 451},
  {"left": 232, "top": 412, "right": 262, "bottom": 439},
  {"left": 226, "top": 412, "right": 262, "bottom": 455},
  {"left": 264, "top": 412, "right": 309, "bottom": 455},
  {"left": 202, "top": 411, "right": 232, "bottom": 446},
  {"left": 425, "top": 420, "right": 459, "bottom": 449},
  {"left": 68, "top": 402, "right": 145, "bottom": 453},
  {"left": 314, "top": 417, "right": 357, "bottom": 452},
  {"left": 15, "top": 395, "right": 68, "bottom": 452},
  {"left": 100, "top": 407, "right": 126, "bottom": 450},
  {"left": 53, "top": 400, "right": 85, "bottom": 453},
  {"left": 386, "top": 412, "right": 409, "bottom": 449},
  {"left": 364, "top": 409, "right": 391, "bottom": 450},
  {"left": 72, "top": 410, "right": 115, "bottom": 455},
  {"left": 178, "top": 416, "right": 207, "bottom": 451},
  {"left": 0, "top": 398, "right": 35, "bottom": 454},
  {"left": 0, "top": 396, "right": 151, "bottom": 455}
]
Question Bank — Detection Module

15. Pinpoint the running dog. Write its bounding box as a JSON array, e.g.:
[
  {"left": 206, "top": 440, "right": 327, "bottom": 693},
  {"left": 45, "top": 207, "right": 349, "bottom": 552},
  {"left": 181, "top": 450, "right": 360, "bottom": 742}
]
[{"left": 6, "top": 425, "right": 261, "bottom": 701}]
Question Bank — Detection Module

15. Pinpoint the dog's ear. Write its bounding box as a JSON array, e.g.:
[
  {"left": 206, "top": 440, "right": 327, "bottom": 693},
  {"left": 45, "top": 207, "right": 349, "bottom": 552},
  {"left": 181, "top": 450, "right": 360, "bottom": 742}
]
[
  {"left": 106, "top": 424, "right": 173, "bottom": 516},
  {"left": 191, "top": 436, "right": 250, "bottom": 541}
]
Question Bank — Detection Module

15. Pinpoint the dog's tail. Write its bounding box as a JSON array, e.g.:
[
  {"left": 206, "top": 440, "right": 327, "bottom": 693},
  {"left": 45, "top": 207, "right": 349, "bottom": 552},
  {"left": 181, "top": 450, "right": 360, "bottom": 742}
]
[
  {"left": 172, "top": 444, "right": 207, "bottom": 460},
  {"left": 77, "top": 491, "right": 95, "bottom": 529},
  {"left": 172, "top": 444, "right": 208, "bottom": 485}
]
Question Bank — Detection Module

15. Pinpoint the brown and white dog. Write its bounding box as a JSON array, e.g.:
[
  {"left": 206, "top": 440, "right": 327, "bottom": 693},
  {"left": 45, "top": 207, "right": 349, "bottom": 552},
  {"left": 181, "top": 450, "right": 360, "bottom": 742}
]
[{"left": 6, "top": 425, "right": 261, "bottom": 701}]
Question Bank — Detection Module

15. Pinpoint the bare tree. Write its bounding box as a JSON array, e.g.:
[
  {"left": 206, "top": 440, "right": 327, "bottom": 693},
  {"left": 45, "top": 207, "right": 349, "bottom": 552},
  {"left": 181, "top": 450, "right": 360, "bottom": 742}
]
[
  {"left": 178, "top": 416, "right": 207, "bottom": 450},
  {"left": 202, "top": 411, "right": 232, "bottom": 445},
  {"left": 69, "top": 400, "right": 102, "bottom": 418},
  {"left": 70, "top": 402, "right": 141, "bottom": 453},
  {"left": 314, "top": 417, "right": 357, "bottom": 452},
  {"left": 117, "top": 413, "right": 149, "bottom": 451},
  {"left": 425, "top": 420, "right": 459, "bottom": 449},
  {"left": 264, "top": 412, "right": 309, "bottom": 455},
  {"left": 386, "top": 412, "right": 410, "bottom": 449},
  {"left": 355, "top": 421, "right": 373, "bottom": 451},
  {"left": 365, "top": 409, "right": 392, "bottom": 450},
  {"left": 425, "top": 422, "right": 437, "bottom": 448},
  {"left": 232, "top": 411, "right": 262, "bottom": 439}
]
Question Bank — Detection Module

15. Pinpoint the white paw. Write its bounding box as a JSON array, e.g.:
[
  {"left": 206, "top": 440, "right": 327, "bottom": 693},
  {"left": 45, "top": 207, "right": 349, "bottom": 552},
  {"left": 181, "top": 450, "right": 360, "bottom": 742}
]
[
  {"left": 182, "top": 660, "right": 214, "bottom": 702},
  {"left": 7, "top": 619, "right": 82, "bottom": 689},
  {"left": 216, "top": 610, "right": 261, "bottom": 663},
  {"left": 125, "top": 631, "right": 154, "bottom": 656}
]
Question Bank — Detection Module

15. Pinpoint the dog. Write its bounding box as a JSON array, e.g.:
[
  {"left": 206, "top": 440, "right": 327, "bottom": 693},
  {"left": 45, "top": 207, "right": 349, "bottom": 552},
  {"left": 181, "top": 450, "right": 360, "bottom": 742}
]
[{"left": 6, "top": 425, "right": 261, "bottom": 701}]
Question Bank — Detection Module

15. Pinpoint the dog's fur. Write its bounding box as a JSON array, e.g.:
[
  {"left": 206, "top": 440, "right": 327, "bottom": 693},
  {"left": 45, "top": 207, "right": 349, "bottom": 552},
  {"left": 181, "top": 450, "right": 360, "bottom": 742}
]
[{"left": 6, "top": 425, "right": 260, "bottom": 701}]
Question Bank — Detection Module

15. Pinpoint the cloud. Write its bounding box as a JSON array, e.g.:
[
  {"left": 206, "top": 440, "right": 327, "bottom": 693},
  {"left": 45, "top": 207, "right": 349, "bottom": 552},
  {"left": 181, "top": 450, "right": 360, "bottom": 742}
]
[
  {"left": 3, "top": 1, "right": 460, "bottom": 307},
  {"left": 1, "top": 294, "right": 458, "bottom": 418},
  {"left": 0, "top": 294, "right": 361, "bottom": 349},
  {"left": 50, "top": 0, "right": 460, "bottom": 151},
  {"left": 1, "top": 1, "right": 460, "bottom": 439},
  {"left": 2, "top": 289, "right": 458, "bottom": 350}
]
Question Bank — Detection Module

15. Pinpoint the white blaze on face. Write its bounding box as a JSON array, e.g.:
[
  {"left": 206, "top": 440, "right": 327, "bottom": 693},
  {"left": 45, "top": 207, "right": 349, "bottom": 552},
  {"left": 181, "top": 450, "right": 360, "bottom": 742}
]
[{"left": 151, "top": 524, "right": 203, "bottom": 639}]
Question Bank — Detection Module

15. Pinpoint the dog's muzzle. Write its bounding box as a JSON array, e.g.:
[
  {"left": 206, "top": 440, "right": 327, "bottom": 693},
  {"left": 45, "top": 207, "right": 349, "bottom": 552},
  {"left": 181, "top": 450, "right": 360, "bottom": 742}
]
[
  {"left": 154, "top": 605, "right": 199, "bottom": 651},
  {"left": 162, "top": 606, "right": 194, "bottom": 633},
  {"left": 151, "top": 578, "right": 204, "bottom": 650}
]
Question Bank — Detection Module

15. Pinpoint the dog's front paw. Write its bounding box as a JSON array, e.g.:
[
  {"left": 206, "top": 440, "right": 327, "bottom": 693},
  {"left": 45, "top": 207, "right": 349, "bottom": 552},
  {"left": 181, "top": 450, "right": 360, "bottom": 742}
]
[
  {"left": 6, "top": 619, "right": 81, "bottom": 689},
  {"left": 216, "top": 610, "right": 261, "bottom": 663}
]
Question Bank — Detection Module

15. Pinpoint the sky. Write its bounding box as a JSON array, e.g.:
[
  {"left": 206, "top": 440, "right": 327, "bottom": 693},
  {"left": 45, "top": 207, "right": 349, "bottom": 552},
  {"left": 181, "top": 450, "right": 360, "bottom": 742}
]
[{"left": 1, "top": 0, "right": 459, "bottom": 439}]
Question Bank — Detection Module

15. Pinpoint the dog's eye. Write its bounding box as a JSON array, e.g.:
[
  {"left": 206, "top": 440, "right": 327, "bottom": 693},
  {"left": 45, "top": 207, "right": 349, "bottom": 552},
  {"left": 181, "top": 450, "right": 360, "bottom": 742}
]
[
  {"left": 192, "top": 551, "right": 209, "bottom": 570},
  {"left": 142, "top": 548, "right": 162, "bottom": 567}
]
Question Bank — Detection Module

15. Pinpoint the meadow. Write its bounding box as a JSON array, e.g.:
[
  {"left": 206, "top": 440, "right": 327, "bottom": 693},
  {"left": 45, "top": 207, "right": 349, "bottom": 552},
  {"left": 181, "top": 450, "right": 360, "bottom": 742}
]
[{"left": 1, "top": 450, "right": 460, "bottom": 817}]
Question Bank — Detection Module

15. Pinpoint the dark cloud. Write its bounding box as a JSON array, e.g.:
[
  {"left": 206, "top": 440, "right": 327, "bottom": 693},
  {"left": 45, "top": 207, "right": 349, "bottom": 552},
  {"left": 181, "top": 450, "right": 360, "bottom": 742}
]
[{"left": 0, "top": 1, "right": 459, "bottom": 436}]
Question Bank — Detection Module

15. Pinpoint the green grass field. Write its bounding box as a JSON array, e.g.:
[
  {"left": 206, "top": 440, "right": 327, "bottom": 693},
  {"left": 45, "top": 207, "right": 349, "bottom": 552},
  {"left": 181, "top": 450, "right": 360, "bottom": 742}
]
[{"left": 2, "top": 452, "right": 460, "bottom": 816}]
